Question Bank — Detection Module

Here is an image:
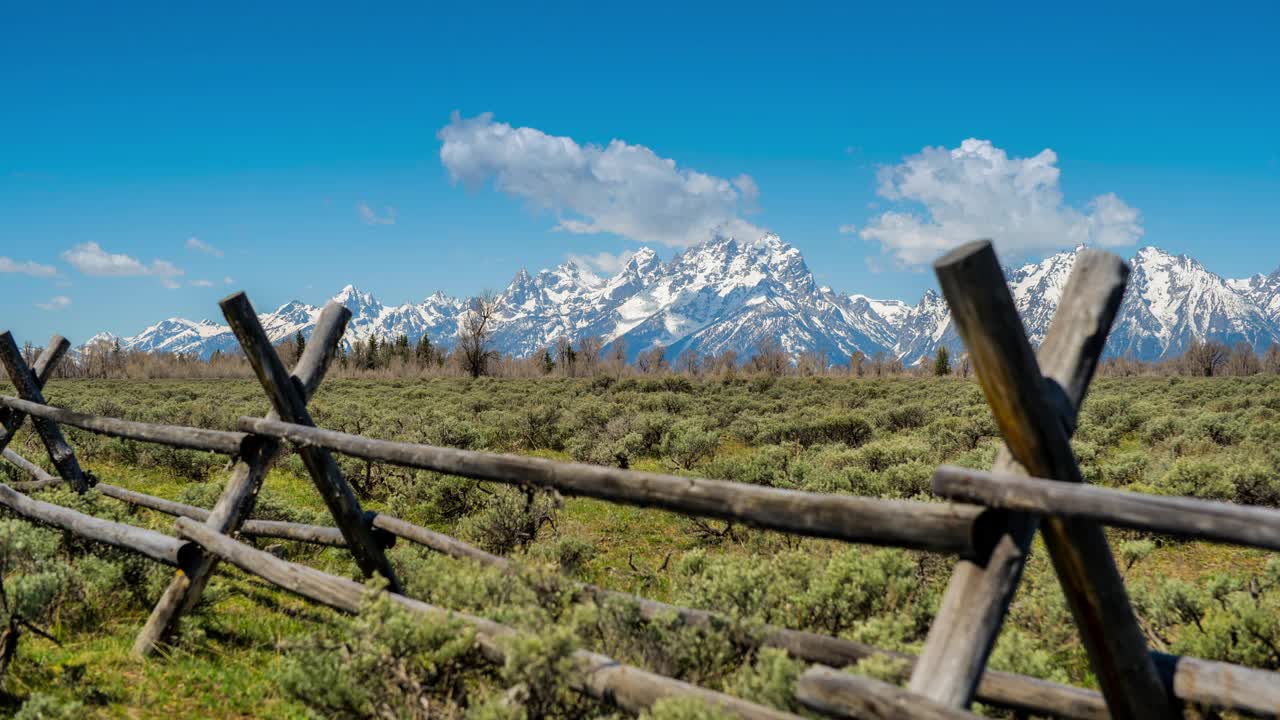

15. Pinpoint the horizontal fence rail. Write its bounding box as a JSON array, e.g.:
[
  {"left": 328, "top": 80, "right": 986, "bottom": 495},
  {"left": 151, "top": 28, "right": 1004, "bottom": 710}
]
[
  {"left": 0, "top": 448, "right": 1105, "bottom": 719},
  {"left": 237, "top": 416, "right": 996, "bottom": 557},
  {"left": 0, "top": 395, "right": 248, "bottom": 455},
  {"left": 8, "top": 447, "right": 1280, "bottom": 718},
  {"left": 0, "top": 481, "right": 193, "bottom": 568},
  {"left": 933, "top": 465, "right": 1280, "bottom": 552},
  {"left": 174, "top": 517, "right": 811, "bottom": 720},
  {"left": 6, "top": 263, "right": 1280, "bottom": 719}
]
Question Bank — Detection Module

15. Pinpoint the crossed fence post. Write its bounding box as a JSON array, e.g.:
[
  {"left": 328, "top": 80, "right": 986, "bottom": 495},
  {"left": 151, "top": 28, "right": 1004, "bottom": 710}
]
[
  {"left": 906, "top": 242, "right": 1176, "bottom": 718},
  {"left": 133, "top": 292, "right": 398, "bottom": 655},
  {"left": 0, "top": 333, "right": 89, "bottom": 493}
]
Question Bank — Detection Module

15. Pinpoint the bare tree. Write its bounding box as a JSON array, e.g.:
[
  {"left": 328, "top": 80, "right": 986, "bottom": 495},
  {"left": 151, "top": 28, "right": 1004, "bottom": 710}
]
[
  {"left": 636, "top": 344, "right": 668, "bottom": 374},
  {"left": 457, "top": 290, "right": 499, "bottom": 378},
  {"left": 848, "top": 351, "right": 867, "bottom": 378},
  {"left": 553, "top": 335, "right": 577, "bottom": 377},
  {"left": 795, "top": 349, "right": 827, "bottom": 377},
  {"left": 674, "top": 347, "right": 701, "bottom": 376},
  {"left": 1182, "top": 339, "right": 1230, "bottom": 377},
  {"left": 750, "top": 336, "right": 789, "bottom": 377},
  {"left": 605, "top": 338, "right": 628, "bottom": 376},
  {"left": 1226, "top": 341, "right": 1261, "bottom": 376},
  {"left": 577, "top": 335, "right": 603, "bottom": 376},
  {"left": 1263, "top": 344, "right": 1280, "bottom": 374}
]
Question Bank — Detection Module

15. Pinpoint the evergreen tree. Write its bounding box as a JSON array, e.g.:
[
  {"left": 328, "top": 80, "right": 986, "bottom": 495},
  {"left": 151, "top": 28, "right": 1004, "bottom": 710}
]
[
  {"left": 541, "top": 349, "right": 555, "bottom": 375},
  {"left": 415, "top": 335, "right": 433, "bottom": 367},
  {"left": 365, "top": 336, "right": 379, "bottom": 370},
  {"left": 295, "top": 330, "right": 306, "bottom": 358},
  {"left": 934, "top": 346, "right": 951, "bottom": 376}
]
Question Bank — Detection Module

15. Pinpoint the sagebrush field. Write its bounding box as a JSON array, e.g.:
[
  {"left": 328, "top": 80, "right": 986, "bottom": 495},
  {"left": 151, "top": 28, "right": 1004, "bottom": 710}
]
[{"left": 2, "top": 375, "right": 1279, "bottom": 718}]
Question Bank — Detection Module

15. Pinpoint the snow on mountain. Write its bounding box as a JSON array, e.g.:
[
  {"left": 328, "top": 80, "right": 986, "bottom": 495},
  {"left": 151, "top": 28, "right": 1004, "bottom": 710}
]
[
  {"left": 1109, "top": 247, "right": 1280, "bottom": 358},
  {"left": 87, "top": 235, "right": 1280, "bottom": 365},
  {"left": 1228, "top": 268, "right": 1280, "bottom": 324}
]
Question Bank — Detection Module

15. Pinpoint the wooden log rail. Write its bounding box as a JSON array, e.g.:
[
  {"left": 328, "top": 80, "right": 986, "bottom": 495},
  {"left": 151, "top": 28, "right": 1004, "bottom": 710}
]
[
  {"left": 0, "top": 445, "right": 1100, "bottom": 717},
  {"left": 8, "top": 448, "right": 1280, "bottom": 719},
  {"left": 174, "top": 516, "right": 816, "bottom": 720},
  {"left": 0, "top": 395, "right": 247, "bottom": 455},
  {"left": 0, "top": 481, "right": 194, "bottom": 568},
  {"left": 6, "top": 265, "right": 1280, "bottom": 718},
  {"left": 237, "top": 416, "right": 997, "bottom": 557},
  {"left": 912, "top": 243, "right": 1172, "bottom": 719},
  {"left": 0, "top": 333, "right": 89, "bottom": 492},
  {"left": 933, "top": 465, "right": 1280, "bottom": 552},
  {"left": 133, "top": 299, "right": 358, "bottom": 656}
]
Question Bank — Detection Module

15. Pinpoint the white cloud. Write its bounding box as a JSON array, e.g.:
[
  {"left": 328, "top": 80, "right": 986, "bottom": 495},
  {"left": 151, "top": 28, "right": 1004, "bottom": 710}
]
[
  {"left": 62, "top": 242, "right": 185, "bottom": 287},
  {"left": 568, "top": 250, "right": 636, "bottom": 275},
  {"left": 223, "top": 276, "right": 235, "bottom": 285},
  {"left": 357, "top": 202, "right": 396, "bottom": 225},
  {"left": 36, "top": 296, "right": 71, "bottom": 311},
  {"left": 185, "top": 236, "right": 223, "bottom": 257},
  {"left": 0, "top": 256, "right": 57, "bottom": 278},
  {"left": 190, "top": 279, "right": 215, "bottom": 287},
  {"left": 837, "top": 224, "right": 857, "bottom": 235},
  {"left": 859, "top": 139, "right": 1143, "bottom": 266},
  {"left": 438, "top": 112, "right": 764, "bottom": 247}
]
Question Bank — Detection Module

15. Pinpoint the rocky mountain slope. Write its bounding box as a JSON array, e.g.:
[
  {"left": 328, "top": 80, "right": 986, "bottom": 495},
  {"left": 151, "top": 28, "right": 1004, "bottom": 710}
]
[{"left": 89, "top": 235, "right": 1280, "bottom": 365}]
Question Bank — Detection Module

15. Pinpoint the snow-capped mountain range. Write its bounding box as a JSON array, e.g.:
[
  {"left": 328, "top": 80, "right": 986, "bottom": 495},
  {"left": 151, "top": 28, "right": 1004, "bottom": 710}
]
[{"left": 83, "top": 234, "right": 1280, "bottom": 365}]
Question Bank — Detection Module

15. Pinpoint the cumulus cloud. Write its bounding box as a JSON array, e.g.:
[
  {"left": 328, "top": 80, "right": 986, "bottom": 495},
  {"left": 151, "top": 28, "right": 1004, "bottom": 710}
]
[
  {"left": 568, "top": 250, "right": 636, "bottom": 275},
  {"left": 859, "top": 139, "right": 1143, "bottom": 266},
  {"left": 0, "top": 256, "right": 57, "bottom": 278},
  {"left": 357, "top": 202, "right": 396, "bottom": 225},
  {"left": 185, "top": 236, "right": 223, "bottom": 257},
  {"left": 438, "top": 112, "right": 764, "bottom": 247},
  {"left": 837, "top": 224, "right": 857, "bottom": 235},
  {"left": 62, "top": 242, "right": 185, "bottom": 288},
  {"left": 36, "top": 296, "right": 71, "bottom": 311}
]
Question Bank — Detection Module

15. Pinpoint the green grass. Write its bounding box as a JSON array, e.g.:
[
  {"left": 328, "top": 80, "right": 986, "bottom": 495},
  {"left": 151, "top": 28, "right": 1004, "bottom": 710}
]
[{"left": 1, "top": 375, "right": 1279, "bottom": 716}]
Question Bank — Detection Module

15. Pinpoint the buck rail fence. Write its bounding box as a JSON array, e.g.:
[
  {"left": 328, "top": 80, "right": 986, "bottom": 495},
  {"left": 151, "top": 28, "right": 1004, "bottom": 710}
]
[{"left": 2, "top": 240, "right": 1279, "bottom": 719}]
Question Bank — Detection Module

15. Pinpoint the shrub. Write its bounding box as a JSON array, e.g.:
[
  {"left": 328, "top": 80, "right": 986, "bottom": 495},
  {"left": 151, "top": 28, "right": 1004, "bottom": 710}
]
[
  {"left": 279, "top": 589, "right": 482, "bottom": 719},
  {"left": 721, "top": 648, "right": 805, "bottom": 714},
  {"left": 878, "top": 404, "right": 930, "bottom": 432},
  {"left": 851, "top": 437, "right": 928, "bottom": 473},
  {"left": 758, "top": 413, "right": 873, "bottom": 448},
  {"left": 1158, "top": 458, "right": 1235, "bottom": 501},
  {"left": 661, "top": 420, "right": 722, "bottom": 471},
  {"left": 461, "top": 488, "right": 559, "bottom": 555}
]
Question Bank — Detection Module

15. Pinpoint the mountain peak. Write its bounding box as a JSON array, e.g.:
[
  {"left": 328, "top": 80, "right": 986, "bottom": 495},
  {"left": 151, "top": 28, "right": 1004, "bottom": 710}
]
[{"left": 94, "top": 238, "right": 1280, "bottom": 366}]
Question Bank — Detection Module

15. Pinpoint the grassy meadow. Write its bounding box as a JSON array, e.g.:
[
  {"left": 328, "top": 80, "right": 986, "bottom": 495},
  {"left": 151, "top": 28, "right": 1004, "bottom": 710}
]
[{"left": 2, "top": 375, "right": 1279, "bottom": 718}]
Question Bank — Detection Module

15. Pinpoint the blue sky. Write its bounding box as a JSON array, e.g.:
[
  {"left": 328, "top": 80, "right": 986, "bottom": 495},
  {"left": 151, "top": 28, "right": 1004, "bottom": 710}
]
[{"left": 2, "top": 1, "right": 1278, "bottom": 344}]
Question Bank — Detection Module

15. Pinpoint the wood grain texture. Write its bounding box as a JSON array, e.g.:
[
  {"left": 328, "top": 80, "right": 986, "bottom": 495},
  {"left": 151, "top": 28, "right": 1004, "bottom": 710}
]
[
  {"left": 239, "top": 416, "right": 992, "bottom": 556},
  {"left": 934, "top": 464, "right": 1280, "bottom": 552},
  {"left": 175, "top": 517, "right": 804, "bottom": 720},
  {"left": 5, "top": 448, "right": 61, "bottom": 491},
  {"left": 0, "top": 335, "right": 68, "bottom": 452},
  {"left": 909, "top": 242, "right": 1174, "bottom": 720},
  {"left": 0, "top": 333, "right": 87, "bottom": 492},
  {"left": 0, "top": 481, "right": 193, "bottom": 567},
  {"left": 798, "top": 666, "right": 980, "bottom": 720},
  {"left": 133, "top": 299, "right": 355, "bottom": 656},
  {"left": 221, "top": 292, "right": 399, "bottom": 590},
  {"left": 0, "top": 395, "right": 247, "bottom": 455}
]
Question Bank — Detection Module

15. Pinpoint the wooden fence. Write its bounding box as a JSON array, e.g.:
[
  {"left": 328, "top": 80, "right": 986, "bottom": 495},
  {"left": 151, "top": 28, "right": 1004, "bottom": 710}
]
[{"left": 1, "top": 240, "right": 1278, "bottom": 718}]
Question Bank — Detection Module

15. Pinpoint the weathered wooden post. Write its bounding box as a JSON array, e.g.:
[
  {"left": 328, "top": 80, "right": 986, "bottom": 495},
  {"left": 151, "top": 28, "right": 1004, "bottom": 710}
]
[
  {"left": 220, "top": 292, "right": 397, "bottom": 586},
  {"left": 0, "top": 335, "right": 69, "bottom": 453},
  {"left": 133, "top": 299, "right": 356, "bottom": 655},
  {"left": 0, "top": 333, "right": 88, "bottom": 492},
  {"left": 907, "top": 241, "right": 1176, "bottom": 718}
]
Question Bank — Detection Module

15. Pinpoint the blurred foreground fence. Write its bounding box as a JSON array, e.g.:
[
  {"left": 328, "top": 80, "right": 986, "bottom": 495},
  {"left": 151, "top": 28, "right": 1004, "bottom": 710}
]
[{"left": 3, "top": 241, "right": 1280, "bottom": 719}]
